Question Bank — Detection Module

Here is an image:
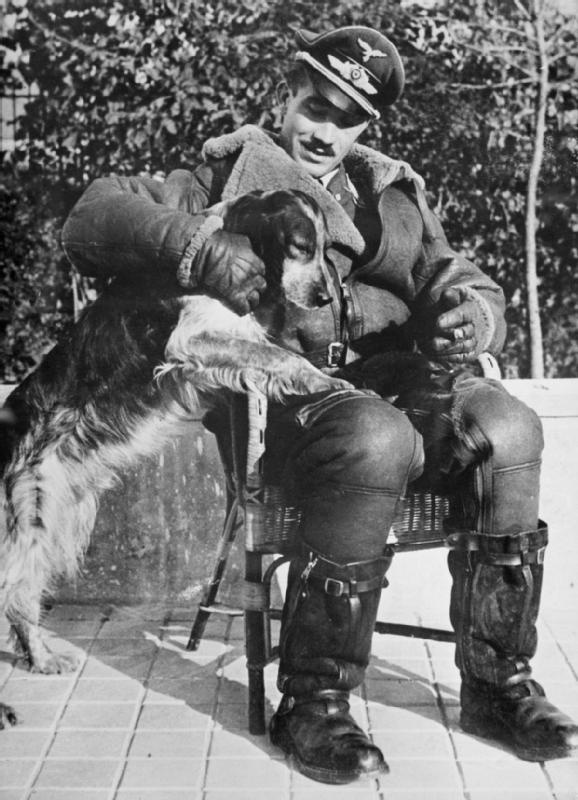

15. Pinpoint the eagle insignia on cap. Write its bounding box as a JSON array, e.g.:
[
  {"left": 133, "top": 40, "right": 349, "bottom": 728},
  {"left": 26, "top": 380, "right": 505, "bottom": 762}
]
[
  {"left": 357, "top": 38, "right": 389, "bottom": 63},
  {"left": 327, "top": 54, "right": 377, "bottom": 95}
]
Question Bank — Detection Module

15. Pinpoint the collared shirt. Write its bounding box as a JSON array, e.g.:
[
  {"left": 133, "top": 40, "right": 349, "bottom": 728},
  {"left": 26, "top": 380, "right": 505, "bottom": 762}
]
[{"left": 320, "top": 164, "right": 380, "bottom": 263}]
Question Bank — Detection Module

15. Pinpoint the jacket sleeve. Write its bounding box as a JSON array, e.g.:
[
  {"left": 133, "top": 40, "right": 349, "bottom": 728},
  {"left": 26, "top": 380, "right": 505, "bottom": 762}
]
[
  {"left": 61, "top": 162, "right": 220, "bottom": 279},
  {"left": 411, "top": 184, "right": 507, "bottom": 356}
]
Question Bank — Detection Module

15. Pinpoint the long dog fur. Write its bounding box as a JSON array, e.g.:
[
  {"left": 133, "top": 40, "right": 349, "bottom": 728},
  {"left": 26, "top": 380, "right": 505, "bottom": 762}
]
[{"left": 0, "top": 190, "right": 350, "bottom": 718}]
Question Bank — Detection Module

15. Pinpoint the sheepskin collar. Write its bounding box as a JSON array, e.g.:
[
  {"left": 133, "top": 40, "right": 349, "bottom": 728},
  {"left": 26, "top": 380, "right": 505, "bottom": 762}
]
[{"left": 202, "top": 125, "right": 424, "bottom": 257}]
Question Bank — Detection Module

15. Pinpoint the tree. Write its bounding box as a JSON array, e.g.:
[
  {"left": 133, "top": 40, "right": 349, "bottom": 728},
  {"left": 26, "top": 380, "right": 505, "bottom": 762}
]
[
  {"left": 433, "top": 0, "right": 577, "bottom": 377},
  {"left": 1, "top": 0, "right": 577, "bottom": 380}
]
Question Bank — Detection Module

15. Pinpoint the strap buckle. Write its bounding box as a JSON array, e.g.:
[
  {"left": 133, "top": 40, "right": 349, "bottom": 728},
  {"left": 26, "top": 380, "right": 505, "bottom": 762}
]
[
  {"left": 327, "top": 342, "right": 345, "bottom": 368},
  {"left": 324, "top": 577, "right": 347, "bottom": 597}
]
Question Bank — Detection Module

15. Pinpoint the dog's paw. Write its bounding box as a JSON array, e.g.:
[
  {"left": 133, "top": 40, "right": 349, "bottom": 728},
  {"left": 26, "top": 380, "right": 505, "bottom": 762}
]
[
  {"left": 0, "top": 702, "right": 17, "bottom": 729},
  {"left": 327, "top": 377, "right": 355, "bottom": 391},
  {"left": 30, "top": 652, "right": 79, "bottom": 675}
]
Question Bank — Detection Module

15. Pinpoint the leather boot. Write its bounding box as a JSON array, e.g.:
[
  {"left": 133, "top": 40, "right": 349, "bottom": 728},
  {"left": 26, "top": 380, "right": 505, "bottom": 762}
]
[
  {"left": 269, "top": 546, "right": 392, "bottom": 783},
  {"left": 449, "top": 525, "right": 578, "bottom": 761}
]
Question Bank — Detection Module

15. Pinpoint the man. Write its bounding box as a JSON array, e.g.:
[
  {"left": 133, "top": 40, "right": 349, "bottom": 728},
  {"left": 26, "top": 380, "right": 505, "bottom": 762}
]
[{"left": 61, "top": 26, "right": 578, "bottom": 785}]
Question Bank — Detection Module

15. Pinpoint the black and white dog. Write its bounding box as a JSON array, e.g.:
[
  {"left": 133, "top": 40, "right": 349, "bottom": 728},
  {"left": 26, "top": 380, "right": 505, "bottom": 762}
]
[{"left": 0, "top": 189, "right": 350, "bottom": 725}]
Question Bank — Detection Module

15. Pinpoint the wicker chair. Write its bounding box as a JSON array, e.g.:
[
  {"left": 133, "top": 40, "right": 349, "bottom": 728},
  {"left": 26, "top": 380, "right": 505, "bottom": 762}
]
[{"left": 188, "top": 356, "right": 500, "bottom": 734}]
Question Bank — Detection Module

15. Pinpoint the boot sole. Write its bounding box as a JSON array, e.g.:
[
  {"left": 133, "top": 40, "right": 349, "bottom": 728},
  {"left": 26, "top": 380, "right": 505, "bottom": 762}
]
[
  {"left": 461, "top": 713, "right": 578, "bottom": 762},
  {"left": 270, "top": 722, "right": 388, "bottom": 784}
]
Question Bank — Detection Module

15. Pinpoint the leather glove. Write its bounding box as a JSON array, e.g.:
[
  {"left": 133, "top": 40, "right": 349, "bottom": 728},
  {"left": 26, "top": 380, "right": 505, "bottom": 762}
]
[
  {"left": 415, "top": 286, "right": 494, "bottom": 365},
  {"left": 177, "top": 220, "right": 266, "bottom": 315}
]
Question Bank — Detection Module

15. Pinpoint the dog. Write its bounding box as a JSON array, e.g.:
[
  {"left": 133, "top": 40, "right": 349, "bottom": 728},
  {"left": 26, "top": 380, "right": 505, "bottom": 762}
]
[{"left": 0, "top": 189, "right": 351, "bottom": 713}]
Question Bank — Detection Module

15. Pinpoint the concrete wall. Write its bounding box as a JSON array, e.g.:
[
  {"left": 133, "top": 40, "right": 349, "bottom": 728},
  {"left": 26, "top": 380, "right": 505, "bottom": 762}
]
[{"left": 1, "top": 380, "right": 577, "bottom": 611}]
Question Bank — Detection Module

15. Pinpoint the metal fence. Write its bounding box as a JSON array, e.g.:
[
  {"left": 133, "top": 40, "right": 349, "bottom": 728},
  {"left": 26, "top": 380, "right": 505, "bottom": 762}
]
[{"left": 0, "top": 85, "right": 38, "bottom": 153}]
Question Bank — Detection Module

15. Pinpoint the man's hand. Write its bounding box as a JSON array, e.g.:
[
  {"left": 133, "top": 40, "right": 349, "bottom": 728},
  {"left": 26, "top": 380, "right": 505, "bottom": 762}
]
[
  {"left": 416, "top": 286, "right": 491, "bottom": 364},
  {"left": 191, "top": 230, "right": 266, "bottom": 315}
]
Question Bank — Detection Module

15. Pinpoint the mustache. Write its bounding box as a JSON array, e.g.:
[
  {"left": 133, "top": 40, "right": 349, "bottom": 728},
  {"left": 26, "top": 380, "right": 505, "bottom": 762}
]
[{"left": 304, "top": 138, "right": 335, "bottom": 157}]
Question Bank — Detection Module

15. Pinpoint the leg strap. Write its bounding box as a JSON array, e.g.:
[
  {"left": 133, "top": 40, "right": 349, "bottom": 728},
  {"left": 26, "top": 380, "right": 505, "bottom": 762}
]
[
  {"left": 298, "top": 544, "right": 394, "bottom": 598},
  {"left": 445, "top": 521, "right": 548, "bottom": 566}
]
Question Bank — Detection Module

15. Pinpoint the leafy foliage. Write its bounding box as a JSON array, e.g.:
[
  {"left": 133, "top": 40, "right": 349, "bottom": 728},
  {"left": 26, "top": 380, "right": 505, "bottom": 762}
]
[{"left": 0, "top": 0, "right": 576, "bottom": 380}]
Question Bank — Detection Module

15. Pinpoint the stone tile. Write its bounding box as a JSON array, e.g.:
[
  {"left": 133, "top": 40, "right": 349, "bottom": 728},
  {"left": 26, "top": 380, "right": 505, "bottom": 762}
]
[
  {"left": 48, "top": 729, "right": 130, "bottom": 759},
  {"left": 217, "top": 679, "right": 254, "bottom": 706},
  {"left": 90, "top": 639, "right": 157, "bottom": 659},
  {"left": 212, "top": 705, "right": 250, "bottom": 733},
  {"left": 370, "top": 635, "right": 430, "bottom": 662},
  {"left": 71, "top": 678, "right": 143, "bottom": 703},
  {"left": 371, "top": 729, "right": 454, "bottom": 759},
  {"left": 45, "top": 619, "right": 101, "bottom": 638},
  {"left": 0, "top": 790, "right": 26, "bottom": 800},
  {"left": 435, "top": 679, "right": 461, "bottom": 706},
  {"left": 205, "top": 793, "right": 290, "bottom": 800},
  {"left": 45, "top": 605, "right": 105, "bottom": 621},
  {"left": 0, "top": 759, "right": 38, "bottom": 788},
  {"left": 204, "top": 756, "right": 289, "bottom": 789},
  {"left": 147, "top": 675, "right": 219, "bottom": 702},
  {"left": 30, "top": 792, "right": 109, "bottom": 800},
  {"left": 59, "top": 701, "right": 138, "bottom": 729},
  {"left": 460, "top": 759, "right": 551, "bottom": 791},
  {"left": 365, "top": 678, "right": 438, "bottom": 707},
  {"left": 0, "top": 730, "right": 50, "bottom": 758},
  {"left": 98, "top": 619, "right": 165, "bottom": 639},
  {"left": 0, "top": 678, "right": 74, "bottom": 703},
  {"left": 80, "top": 655, "right": 151, "bottom": 681},
  {"left": 144, "top": 686, "right": 196, "bottom": 706},
  {"left": 366, "top": 660, "right": 432, "bottom": 683},
  {"left": 368, "top": 702, "right": 444, "bottom": 732},
  {"left": 467, "top": 792, "right": 553, "bottom": 800},
  {"left": 451, "top": 730, "right": 514, "bottom": 760},
  {"left": 34, "top": 758, "right": 120, "bottom": 789},
  {"left": 137, "top": 702, "right": 213, "bottom": 730},
  {"left": 119, "top": 757, "right": 204, "bottom": 789},
  {"left": 36, "top": 635, "right": 90, "bottom": 662},
  {"left": 0, "top": 661, "right": 15, "bottom": 683},
  {"left": 127, "top": 730, "right": 208, "bottom": 758},
  {"left": 543, "top": 757, "right": 578, "bottom": 793},
  {"left": 209, "top": 728, "right": 280, "bottom": 759},
  {"left": 117, "top": 792, "right": 201, "bottom": 800},
  {"left": 4, "top": 703, "right": 61, "bottom": 730},
  {"left": 428, "top": 659, "right": 461, "bottom": 683},
  {"left": 374, "top": 792, "right": 465, "bottom": 800},
  {"left": 291, "top": 788, "right": 377, "bottom": 799},
  {"left": 538, "top": 681, "right": 578, "bottom": 710},
  {"left": 374, "top": 758, "right": 463, "bottom": 791}
]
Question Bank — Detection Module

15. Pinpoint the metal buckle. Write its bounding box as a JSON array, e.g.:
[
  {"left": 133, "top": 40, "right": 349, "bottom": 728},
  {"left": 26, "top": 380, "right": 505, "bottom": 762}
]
[
  {"left": 327, "top": 342, "right": 344, "bottom": 368},
  {"left": 324, "top": 577, "right": 346, "bottom": 597}
]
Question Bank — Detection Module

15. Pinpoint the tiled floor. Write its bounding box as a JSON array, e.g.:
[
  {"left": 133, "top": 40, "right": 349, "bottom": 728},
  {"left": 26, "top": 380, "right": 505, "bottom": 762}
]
[{"left": 1, "top": 597, "right": 577, "bottom": 800}]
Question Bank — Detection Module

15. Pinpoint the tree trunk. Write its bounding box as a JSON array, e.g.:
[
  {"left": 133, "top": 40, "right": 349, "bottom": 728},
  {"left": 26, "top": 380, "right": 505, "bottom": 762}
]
[{"left": 525, "top": 0, "right": 548, "bottom": 378}]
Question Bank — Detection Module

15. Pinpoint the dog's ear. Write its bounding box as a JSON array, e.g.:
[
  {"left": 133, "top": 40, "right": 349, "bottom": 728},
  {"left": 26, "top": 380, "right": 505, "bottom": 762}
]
[
  {"left": 261, "top": 191, "right": 320, "bottom": 259},
  {"left": 222, "top": 192, "right": 268, "bottom": 253}
]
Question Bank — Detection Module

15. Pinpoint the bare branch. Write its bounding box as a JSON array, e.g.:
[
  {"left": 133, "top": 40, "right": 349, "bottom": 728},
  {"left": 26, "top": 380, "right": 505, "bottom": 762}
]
[
  {"left": 545, "top": 19, "right": 578, "bottom": 52},
  {"left": 549, "top": 49, "right": 578, "bottom": 63},
  {"left": 464, "top": 21, "right": 533, "bottom": 40},
  {"left": 512, "top": 0, "right": 533, "bottom": 22},
  {"left": 28, "top": 12, "right": 94, "bottom": 55},
  {"left": 484, "top": 45, "right": 538, "bottom": 53},
  {"left": 444, "top": 77, "right": 536, "bottom": 91}
]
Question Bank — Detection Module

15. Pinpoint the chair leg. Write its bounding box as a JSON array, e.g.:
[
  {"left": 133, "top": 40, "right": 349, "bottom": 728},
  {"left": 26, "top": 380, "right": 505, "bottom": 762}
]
[
  {"left": 187, "top": 495, "right": 241, "bottom": 651},
  {"left": 245, "top": 550, "right": 267, "bottom": 735}
]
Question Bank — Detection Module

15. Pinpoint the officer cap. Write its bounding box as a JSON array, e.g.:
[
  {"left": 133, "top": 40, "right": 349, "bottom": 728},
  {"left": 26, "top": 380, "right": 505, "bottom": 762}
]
[{"left": 294, "top": 26, "right": 405, "bottom": 119}]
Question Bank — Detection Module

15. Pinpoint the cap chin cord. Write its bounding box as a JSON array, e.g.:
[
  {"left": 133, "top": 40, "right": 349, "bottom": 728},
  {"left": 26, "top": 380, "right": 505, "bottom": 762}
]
[{"left": 295, "top": 52, "right": 381, "bottom": 120}]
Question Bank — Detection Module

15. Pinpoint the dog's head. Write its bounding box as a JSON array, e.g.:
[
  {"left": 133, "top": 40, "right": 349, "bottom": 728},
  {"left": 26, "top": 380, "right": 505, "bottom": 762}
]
[{"left": 221, "top": 189, "right": 334, "bottom": 310}]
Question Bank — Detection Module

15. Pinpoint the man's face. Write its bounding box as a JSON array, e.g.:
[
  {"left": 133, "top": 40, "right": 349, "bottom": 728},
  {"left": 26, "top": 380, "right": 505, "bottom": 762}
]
[{"left": 279, "top": 79, "right": 370, "bottom": 179}]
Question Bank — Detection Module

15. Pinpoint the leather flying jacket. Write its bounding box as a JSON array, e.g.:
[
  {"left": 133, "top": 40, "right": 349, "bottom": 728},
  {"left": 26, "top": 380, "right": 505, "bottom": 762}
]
[{"left": 61, "top": 125, "right": 506, "bottom": 371}]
